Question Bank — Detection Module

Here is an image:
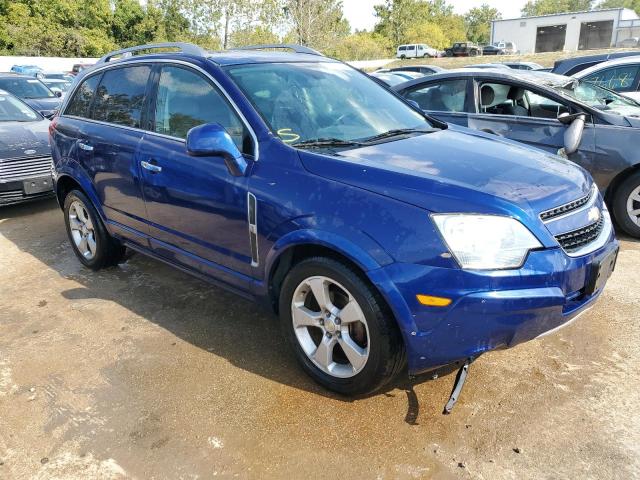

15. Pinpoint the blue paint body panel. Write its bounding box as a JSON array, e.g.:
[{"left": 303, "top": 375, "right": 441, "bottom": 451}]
[{"left": 50, "top": 51, "right": 619, "bottom": 376}]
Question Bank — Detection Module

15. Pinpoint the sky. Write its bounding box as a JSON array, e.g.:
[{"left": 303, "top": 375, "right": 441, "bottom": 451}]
[{"left": 342, "top": 0, "right": 530, "bottom": 32}]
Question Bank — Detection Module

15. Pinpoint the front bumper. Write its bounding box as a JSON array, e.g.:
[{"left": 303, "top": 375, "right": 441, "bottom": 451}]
[
  {"left": 371, "top": 230, "right": 618, "bottom": 375},
  {"left": 0, "top": 177, "right": 55, "bottom": 206}
]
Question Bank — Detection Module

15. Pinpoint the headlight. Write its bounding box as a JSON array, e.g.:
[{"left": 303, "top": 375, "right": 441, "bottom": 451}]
[{"left": 432, "top": 214, "right": 542, "bottom": 269}]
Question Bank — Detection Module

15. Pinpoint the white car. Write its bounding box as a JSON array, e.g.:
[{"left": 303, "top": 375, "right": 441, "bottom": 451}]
[
  {"left": 396, "top": 44, "right": 438, "bottom": 59},
  {"left": 574, "top": 56, "right": 640, "bottom": 102}
]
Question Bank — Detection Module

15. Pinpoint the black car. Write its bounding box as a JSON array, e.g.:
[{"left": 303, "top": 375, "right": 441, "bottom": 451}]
[
  {"left": 0, "top": 73, "right": 62, "bottom": 118},
  {"left": 0, "top": 90, "right": 53, "bottom": 206},
  {"left": 445, "top": 42, "right": 482, "bottom": 57},
  {"left": 552, "top": 51, "right": 640, "bottom": 76},
  {"left": 393, "top": 70, "right": 640, "bottom": 237}
]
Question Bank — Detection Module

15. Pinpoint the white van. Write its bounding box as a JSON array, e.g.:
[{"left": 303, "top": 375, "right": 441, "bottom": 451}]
[{"left": 396, "top": 44, "right": 438, "bottom": 59}]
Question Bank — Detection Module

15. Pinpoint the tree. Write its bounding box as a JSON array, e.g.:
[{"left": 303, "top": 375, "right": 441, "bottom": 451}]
[
  {"left": 326, "top": 31, "right": 391, "bottom": 60},
  {"left": 598, "top": 0, "right": 640, "bottom": 14},
  {"left": 283, "top": 0, "right": 350, "bottom": 51},
  {"left": 465, "top": 4, "right": 501, "bottom": 44},
  {"left": 521, "top": 0, "right": 594, "bottom": 16}
]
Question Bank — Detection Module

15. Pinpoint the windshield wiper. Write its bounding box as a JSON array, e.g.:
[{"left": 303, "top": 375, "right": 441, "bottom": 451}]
[
  {"left": 294, "top": 138, "right": 365, "bottom": 149},
  {"left": 360, "top": 128, "right": 437, "bottom": 143}
]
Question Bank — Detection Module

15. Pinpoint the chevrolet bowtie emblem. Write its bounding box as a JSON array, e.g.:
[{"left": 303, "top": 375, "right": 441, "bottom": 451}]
[{"left": 587, "top": 206, "right": 601, "bottom": 223}]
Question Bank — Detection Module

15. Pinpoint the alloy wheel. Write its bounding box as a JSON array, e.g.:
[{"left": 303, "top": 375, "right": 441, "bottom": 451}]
[
  {"left": 68, "top": 199, "right": 96, "bottom": 260},
  {"left": 627, "top": 185, "right": 640, "bottom": 227},
  {"left": 291, "top": 276, "right": 370, "bottom": 378}
]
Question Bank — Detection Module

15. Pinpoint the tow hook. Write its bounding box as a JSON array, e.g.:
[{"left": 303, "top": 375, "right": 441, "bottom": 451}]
[{"left": 443, "top": 358, "right": 474, "bottom": 414}]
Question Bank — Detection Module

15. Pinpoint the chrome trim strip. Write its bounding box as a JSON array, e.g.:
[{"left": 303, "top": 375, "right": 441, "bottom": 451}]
[
  {"left": 60, "top": 58, "right": 259, "bottom": 161},
  {"left": 541, "top": 183, "right": 598, "bottom": 224},
  {"left": 247, "top": 192, "right": 259, "bottom": 267},
  {"left": 535, "top": 305, "right": 593, "bottom": 340}
]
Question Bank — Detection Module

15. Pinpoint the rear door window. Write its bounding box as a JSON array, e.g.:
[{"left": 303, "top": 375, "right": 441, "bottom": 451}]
[
  {"left": 583, "top": 65, "right": 640, "bottom": 92},
  {"left": 92, "top": 65, "right": 151, "bottom": 128},
  {"left": 65, "top": 75, "right": 101, "bottom": 118},
  {"left": 152, "top": 65, "right": 250, "bottom": 153},
  {"left": 404, "top": 80, "right": 468, "bottom": 112}
]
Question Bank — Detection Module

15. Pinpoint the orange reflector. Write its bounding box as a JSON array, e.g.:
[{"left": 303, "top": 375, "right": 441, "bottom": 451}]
[{"left": 416, "top": 294, "right": 452, "bottom": 307}]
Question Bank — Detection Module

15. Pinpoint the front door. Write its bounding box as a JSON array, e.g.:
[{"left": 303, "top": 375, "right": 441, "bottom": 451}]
[
  {"left": 468, "top": 81, "right": 596, "bottom": 172},
  {"left": 138, "top": 64, "right": 256, "bottom": 287}
]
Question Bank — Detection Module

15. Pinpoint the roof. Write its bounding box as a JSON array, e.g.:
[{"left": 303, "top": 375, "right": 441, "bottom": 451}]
[
  {"left": 574, "top": 55, "right": 640, "bottom": 78},
  {"left": 206, "top": 50, "right": 337, "bottom": 66},
  {"left": 493, "top": 7, "right": 633, "bottom": 23},
  {"left": 0, "top": 72, "right": 31, "bottom": 79}
]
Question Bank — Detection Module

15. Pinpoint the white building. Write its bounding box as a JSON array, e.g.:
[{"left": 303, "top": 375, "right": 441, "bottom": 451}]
[{"left": 491, "top": 8, "right": 640, "bottom": 54}]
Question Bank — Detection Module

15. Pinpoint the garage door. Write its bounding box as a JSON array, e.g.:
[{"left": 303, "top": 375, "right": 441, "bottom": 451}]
[
  {"left": 535, "top": 24, "right": 567, "bottom": 52},
  {"left": 578, "top": 20, "right": 614, "bottom": 50}
]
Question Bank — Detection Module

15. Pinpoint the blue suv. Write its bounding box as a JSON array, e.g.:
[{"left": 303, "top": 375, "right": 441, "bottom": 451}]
[{"left": 50, "top": 43, "right": 618, "bottom": 397}]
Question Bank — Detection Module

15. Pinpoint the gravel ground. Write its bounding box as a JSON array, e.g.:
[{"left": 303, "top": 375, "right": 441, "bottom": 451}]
[{"left": 1, "top": 199, "right": 638, "bottom": 480}]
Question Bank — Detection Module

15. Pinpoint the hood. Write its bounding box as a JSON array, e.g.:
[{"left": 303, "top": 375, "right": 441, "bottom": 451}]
[
  {"left": 22, "top": 97, "right": 61, "bottom": 113},
  {"left": 0, "top": 119, "right": 51, "bottom": 159},
  {"left": 298, "top": 127, "right": 591, "bottom": 219}
]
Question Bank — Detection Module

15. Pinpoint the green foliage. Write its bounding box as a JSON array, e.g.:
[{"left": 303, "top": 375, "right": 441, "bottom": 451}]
[
  {"left": 521, "top": 0, "right": 594, "bottom": 16},
  {"left": 327, "top": 31, "right": 392, "bottom": 60},
  {"left": 598, "top": 0, "right": 640, "bottom": 14},
  {"left": 465, "top": 4, "right": 502, "bottom": 44}
]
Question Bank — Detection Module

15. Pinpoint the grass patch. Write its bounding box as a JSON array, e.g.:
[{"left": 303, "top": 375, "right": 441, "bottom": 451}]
[{"left": 381, "top": 47, "right": 639, "bottom": 70}]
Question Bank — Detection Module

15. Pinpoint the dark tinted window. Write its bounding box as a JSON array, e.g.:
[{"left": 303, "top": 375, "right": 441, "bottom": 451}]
[
  {"left": 92, "top": 66, "right": 151, "bottom": 128},
  {"left": 65, "top": 75, "right": 101, "bottom": 118},
  {"left": 405, "top": 80, "right": 467, "bottom": 112},
  {"left": 153, "top": 65, "right": 249, "bottom": 152}
]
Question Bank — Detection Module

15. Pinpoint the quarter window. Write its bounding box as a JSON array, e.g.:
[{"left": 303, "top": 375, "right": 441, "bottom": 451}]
[
  {"left": 405, "top": 80, "right": 467, "bottom": 112},
  {"left": 583, "top": 65, "right": 640, "bottom": 92},
  {"left": 92, "top": 65, "right": 151, "bottom": 128},
  {"left": 65, "top": 75, "right": 101, "bottom": 118},
  {"left": 153, "top": 65, "right": 249, "bottom": 152}
]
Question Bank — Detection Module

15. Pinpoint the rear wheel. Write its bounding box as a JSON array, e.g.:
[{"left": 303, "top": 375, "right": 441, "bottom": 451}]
[
  {"left": 63, "top": 190, "right": 126, "bottom": 269},
  {"left": 613, "top": 172, "right": 640, "bottom": 237},
  {"left": 469, "top": 49, "right": 479, "bottom": 57},
  {"left": 279, "top": 257, "right": 405, "bottom": 395},
  {"left": 445, "top": 49, "right": 453, "bottom": 57}
]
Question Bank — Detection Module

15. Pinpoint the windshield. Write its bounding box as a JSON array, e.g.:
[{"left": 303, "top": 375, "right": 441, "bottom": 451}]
[
  {"left": 0, "top": 93, "right": 40, "bottom": 122},
  {"left": 552, "top": 78, "right": 640, "bottom": 117},
  {"left": 43, "top": 80, "right": 71, "bottom": 92},
  {"left": 0, "top": 78, "right": 55, "bottom": 99},
  {"left": 225, "top": 62, "right": 430, "bottom": 146}
]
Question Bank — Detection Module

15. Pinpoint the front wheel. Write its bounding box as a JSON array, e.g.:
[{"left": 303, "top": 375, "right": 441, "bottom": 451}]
[
  {"left": 469, "top": 49, "right": 479, "bottom": 57},
  {"left": 279, "top": 257, "right": 405, "bottom": 395},
  {"left": 63, "top": 190, "right": 126, "bottom": 270},
  {"left": 612, "top": 172, "right": 640, "bottom": 237}
]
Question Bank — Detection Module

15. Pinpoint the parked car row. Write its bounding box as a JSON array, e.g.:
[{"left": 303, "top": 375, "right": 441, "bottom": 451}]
[{"left": 42, "top": 42, "right": 622, "bottom": 404}]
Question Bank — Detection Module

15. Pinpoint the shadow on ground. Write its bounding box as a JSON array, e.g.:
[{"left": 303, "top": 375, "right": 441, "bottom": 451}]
[{"left": 1, "top": 198, "right": 459, "bottom": 421}]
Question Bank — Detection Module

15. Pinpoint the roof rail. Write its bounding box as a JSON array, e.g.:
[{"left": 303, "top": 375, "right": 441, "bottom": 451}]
[
  {"left": 97, "top": 42, "right": 207, "bottom": 64},
  {"left": 233, "top": 44, "right": 324, "bottom": 56}
]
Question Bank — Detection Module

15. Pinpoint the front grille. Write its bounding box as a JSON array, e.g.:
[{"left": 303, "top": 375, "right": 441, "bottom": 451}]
[
  {"left": 555, "top": 216, "right": 605, "bottom": 252},
  {"left": 539, "top": 188, "right": 593, "bottom": 221},
  {"left": 0, "top": 156, "right": 52, "bottom": 181}
]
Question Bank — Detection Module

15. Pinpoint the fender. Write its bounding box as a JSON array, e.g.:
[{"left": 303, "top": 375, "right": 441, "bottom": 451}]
[
  {"left": 55, "top": 158, "right": 107, "bottom": 223},
  {"left": 263, "top": 227, "right": 394, "bottom": 283}
]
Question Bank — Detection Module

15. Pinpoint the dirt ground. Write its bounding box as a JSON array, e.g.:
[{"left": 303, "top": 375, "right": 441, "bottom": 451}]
[{"left": 0, "top": 198, "right": 638, "bottom": 480}]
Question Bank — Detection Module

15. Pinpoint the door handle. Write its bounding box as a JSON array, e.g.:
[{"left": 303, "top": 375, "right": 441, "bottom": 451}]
[
  {"left": 141, "top": 160, "right": 162, "bottom": 173},
  {"left": 78, "top": 142, "right": 93, "bottom": 151}
]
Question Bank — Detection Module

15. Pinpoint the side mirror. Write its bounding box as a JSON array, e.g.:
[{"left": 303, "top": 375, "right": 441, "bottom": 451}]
[
  {"left": 186, "top": 123, "right": 248, "bottom": 177},
  {"left": 559, "top": 113, "right": 586, "bottom": 155},
  {"left": 52, "top": 89, "right": 63, "bottom": 97}
]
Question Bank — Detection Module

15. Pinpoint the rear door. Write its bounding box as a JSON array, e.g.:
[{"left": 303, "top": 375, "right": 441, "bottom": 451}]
[
  {"left": 138, "top": 63, "right": 256, "bottom": 284},
  {"left": 85, "top": 64, "right": 153, "bottom": 246},
  {"left": 398, "top": 79, "right": 471, "bottom": 127}
]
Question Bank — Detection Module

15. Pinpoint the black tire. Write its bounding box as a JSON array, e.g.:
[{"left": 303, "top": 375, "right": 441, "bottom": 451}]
[
  {"left": 612, "top": 171, "right": 640, "bottom": 238},
  {"left": 469, "top": 49, "right": 478, "bottom": 57},
  {"left": 279, "top": 257, "right": 406, "bottom": 396},
  {"left": 445, "top": 49, "right": 453, "bottom": 57},
  {"left": 63, "top": 189, "right": 126, "bottom": 270},
  {"left": 400, "top": 54, "right": 406, "bottom": 60}
]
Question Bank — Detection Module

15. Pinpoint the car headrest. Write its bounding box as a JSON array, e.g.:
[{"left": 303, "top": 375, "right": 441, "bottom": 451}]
[
  {"left": 480, "top": 85, "right": 495, "bottom": 107},
  {"left": 508, "top": 86, "right": 525, "bottom": 101}
]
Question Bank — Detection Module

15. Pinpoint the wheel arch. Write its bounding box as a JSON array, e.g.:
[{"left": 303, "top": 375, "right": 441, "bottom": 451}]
[{"left": 55, "top": 168, "right": 107, "bottom": 223}]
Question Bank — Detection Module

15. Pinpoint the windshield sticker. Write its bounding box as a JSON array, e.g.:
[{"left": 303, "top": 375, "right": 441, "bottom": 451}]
[{"left": 277, "top": 128, "right": 300, "bottom": 143}]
